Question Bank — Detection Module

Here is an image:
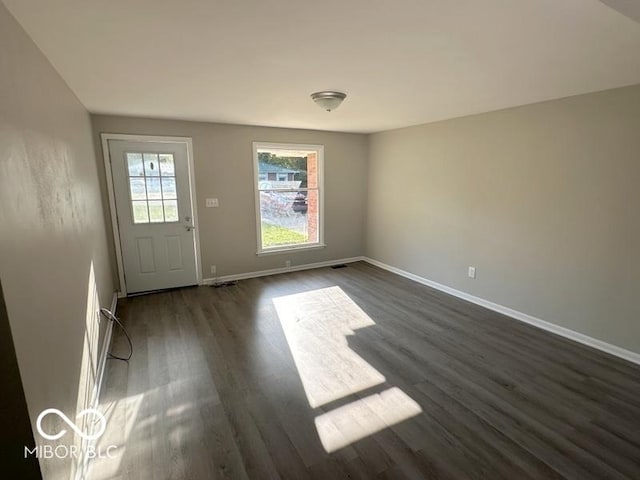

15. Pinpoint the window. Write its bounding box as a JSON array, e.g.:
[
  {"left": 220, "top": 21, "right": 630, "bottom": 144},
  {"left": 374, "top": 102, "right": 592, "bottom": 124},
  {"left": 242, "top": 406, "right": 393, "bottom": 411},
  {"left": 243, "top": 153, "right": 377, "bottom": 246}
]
[
  {"left": 126, "top": 152, "right": 178, "bottom": 223},
  {"left": 253, "top": 142, "right": 324, "bottom": 254}
]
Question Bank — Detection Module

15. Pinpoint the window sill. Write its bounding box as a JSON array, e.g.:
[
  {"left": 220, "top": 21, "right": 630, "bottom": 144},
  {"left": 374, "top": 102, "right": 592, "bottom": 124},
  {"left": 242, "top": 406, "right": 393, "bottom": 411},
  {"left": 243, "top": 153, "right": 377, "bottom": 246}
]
[{"left": 256, "top": 243, "right": 326, "bottom": 256}]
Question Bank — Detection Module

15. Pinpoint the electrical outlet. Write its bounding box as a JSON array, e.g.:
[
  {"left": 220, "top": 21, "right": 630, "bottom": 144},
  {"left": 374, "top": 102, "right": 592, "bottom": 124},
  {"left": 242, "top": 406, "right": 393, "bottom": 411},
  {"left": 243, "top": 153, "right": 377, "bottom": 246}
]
[
  {"left": 206, "top": 198, "right": 219, "bottom": 208},
  {"left": 468, "top": 266, "right": 476, "bottom": 279},
  {"left": 211, "top": 265, "right": 217, "bottom": 275},
  {"left": 285, "top": 260, "right": 291, "bottom": 268}
]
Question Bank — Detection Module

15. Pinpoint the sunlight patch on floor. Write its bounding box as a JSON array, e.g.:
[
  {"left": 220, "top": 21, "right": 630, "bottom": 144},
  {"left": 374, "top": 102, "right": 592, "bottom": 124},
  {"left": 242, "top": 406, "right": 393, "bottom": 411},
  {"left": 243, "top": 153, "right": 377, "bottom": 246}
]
[
  {"left": 274, "top": 286, "right": 422, "bottom": 452},
  {"left": 315, "top": 387, "right": 422, "bottom": 453},
  {"left": 273, "top": 286, "right": 386, "bottom": 408},
  {"left": 89, "top": 391, "right": 145, "bottom": 479}
]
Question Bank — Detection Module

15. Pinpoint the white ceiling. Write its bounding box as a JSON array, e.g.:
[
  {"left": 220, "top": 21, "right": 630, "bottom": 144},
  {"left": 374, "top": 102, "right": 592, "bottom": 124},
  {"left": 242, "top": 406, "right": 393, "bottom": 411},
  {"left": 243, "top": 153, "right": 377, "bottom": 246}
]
[{"left": 4, "top": 0, "right": 640, "bottom": 133}]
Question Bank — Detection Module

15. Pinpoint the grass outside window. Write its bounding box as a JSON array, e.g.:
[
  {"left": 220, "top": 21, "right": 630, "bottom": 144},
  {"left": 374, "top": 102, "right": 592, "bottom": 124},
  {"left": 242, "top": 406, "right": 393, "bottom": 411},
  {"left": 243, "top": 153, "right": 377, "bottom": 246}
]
[{"left": 261, "top": 223, "right": 308, "bottom": 248}]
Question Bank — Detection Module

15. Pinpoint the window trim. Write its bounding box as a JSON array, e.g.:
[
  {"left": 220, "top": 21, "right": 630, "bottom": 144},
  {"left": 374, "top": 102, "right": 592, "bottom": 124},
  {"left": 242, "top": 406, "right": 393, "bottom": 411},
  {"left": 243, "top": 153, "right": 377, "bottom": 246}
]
[{"left": 252, "top": 142, "right": 325, "bottom": 255}]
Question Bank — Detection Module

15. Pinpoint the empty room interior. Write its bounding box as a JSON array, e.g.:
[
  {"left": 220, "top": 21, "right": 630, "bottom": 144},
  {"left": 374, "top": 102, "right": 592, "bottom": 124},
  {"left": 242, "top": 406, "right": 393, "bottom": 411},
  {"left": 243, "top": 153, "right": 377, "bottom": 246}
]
[{"left": 2, "top": 1, "right": 640, "bottom": 479}]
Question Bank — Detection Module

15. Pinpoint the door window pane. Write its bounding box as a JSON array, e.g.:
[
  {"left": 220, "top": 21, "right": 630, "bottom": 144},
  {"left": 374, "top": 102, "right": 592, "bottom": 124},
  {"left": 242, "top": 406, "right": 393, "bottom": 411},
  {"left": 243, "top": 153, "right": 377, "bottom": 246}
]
[
  {"left": 146, "top": 177, "right": 162, "bottom": 199},
  {"left": 148, "top": 201, "right": 164, "bottom": 222},
  {"left": 132, "top": 201, "right": 149, "bottom": 223},
  {"left": 161, "top": 177, "right": 177, "bottom": 199},
  {"left": 129, "top": 178, "right": 147, "bottom": 200},
  {"left": 126, "top": 151, "right": 180, "bottom": 224},
  {"left": 163, "top": 200, "right": 178, "bottom": 221},
  {"left": 143, "top": 153, "right": 160, "bottom": 176},
  {"left": 127, "top": 153, "right": 144, "bottom": 176},
  {"left": 159, "top": 154, "right": 175, "bottom": 175}
]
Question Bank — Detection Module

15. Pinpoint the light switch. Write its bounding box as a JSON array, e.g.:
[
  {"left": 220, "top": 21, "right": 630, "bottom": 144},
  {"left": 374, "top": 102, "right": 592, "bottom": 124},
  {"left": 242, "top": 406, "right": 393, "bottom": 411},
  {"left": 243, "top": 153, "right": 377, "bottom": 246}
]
[{"left": 206, "top": 198, "right": 219, "bottom": 208}]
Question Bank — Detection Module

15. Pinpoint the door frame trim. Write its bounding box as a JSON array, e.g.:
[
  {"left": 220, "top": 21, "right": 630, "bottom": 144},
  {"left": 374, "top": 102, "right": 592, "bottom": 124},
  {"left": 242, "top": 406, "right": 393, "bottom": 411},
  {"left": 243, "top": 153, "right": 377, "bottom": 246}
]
[{"left": 100, "top": 133, "right": 202, "bottom": 296}]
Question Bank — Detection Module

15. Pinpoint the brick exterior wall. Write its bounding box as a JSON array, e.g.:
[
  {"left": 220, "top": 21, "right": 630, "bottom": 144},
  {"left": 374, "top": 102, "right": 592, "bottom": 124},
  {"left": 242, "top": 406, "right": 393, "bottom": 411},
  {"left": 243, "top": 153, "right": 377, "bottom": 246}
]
[{"left": 307, "top": 152, "right": 319, "bottom": 243}]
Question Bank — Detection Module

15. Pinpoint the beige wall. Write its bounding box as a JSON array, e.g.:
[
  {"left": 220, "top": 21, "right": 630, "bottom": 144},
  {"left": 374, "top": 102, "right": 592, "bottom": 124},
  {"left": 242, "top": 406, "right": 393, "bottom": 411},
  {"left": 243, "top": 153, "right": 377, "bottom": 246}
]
[
  {"left": 366, "top": 84, "right": 640, "bottom": 354},
  {"left": 0, "top": 4, "right": 115, "bottom": 478},
  {"left": 91, "top": 115, "right": 368, "bottom": 285}
]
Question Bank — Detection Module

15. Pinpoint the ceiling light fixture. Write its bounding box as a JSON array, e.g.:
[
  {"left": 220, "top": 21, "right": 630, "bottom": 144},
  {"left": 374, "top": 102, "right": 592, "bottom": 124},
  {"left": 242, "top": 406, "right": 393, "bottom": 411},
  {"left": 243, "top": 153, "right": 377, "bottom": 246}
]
[{"left": 310, "top": 91, "right": 347, "bottom": 111}]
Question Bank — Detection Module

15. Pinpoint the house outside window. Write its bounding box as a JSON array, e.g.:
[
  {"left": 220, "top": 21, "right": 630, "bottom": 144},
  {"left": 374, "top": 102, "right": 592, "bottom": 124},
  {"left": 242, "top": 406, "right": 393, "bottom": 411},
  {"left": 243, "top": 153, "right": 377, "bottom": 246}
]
[{"left": 253, "top": 142, "right": 324, "bottom": 254}]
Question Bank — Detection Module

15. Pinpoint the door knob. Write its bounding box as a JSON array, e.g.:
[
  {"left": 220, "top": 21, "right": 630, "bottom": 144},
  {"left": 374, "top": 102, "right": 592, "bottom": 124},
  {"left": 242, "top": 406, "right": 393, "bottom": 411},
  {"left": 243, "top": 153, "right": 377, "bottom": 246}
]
[{"left": 185, "top": 225, "right": 196, "bottom": 231}]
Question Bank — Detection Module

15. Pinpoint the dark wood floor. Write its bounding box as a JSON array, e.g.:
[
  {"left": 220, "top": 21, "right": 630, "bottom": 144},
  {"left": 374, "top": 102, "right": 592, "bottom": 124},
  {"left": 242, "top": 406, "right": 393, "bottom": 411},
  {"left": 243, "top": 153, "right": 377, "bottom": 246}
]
[{"left": 92, "top": 262, "right": 640, "bottom": 480}]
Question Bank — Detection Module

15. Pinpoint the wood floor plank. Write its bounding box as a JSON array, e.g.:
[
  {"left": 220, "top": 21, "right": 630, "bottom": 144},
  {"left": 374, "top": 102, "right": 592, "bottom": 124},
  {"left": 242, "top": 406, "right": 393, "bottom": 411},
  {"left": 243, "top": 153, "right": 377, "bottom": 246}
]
[{"left": 91, "top": 262, "right": 640, "bottom": 479}]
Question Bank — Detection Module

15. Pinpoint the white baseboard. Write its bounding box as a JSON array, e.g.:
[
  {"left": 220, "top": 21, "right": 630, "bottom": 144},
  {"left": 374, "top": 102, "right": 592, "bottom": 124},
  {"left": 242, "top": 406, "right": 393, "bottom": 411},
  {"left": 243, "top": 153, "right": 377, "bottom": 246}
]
[
  {"left": 93, "top": 292, "right": 117, "bottom": 406},
  {"left": 79, "top": 292, "right": 118, "bottom": 480},
  {"left": 202, "top": 256, "right": 365, "bottom": 285},
  {"left": 363, "top": 257, "right": 640, "bottom": 366}
]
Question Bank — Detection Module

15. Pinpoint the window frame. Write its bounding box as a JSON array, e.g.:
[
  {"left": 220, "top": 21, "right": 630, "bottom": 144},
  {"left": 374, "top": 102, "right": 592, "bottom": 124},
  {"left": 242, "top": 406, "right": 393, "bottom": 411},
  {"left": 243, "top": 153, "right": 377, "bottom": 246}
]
[{"left": 252, "top": 142, "right": 325, "bottom": 255}]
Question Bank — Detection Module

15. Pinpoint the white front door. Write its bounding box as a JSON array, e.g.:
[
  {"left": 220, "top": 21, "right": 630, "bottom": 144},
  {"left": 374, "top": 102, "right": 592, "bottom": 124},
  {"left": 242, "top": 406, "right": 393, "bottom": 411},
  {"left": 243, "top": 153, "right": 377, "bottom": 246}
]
[{"left": 108, "top": 139, "right": 199, "bottom": 294}]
